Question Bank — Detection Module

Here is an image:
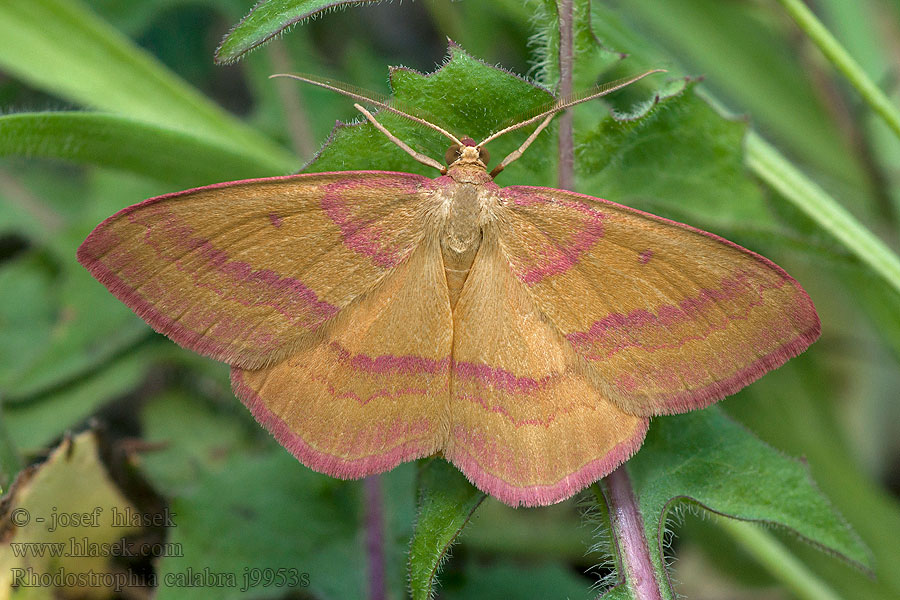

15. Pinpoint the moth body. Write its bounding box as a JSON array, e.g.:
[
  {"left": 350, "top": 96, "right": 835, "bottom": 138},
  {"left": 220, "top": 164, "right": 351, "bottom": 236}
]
[
  {"left": 77, "top": 83, "right": 820, "bottom": 507},
  {"left": 438, "top": 148, "right": 498, "bottom": 307}
]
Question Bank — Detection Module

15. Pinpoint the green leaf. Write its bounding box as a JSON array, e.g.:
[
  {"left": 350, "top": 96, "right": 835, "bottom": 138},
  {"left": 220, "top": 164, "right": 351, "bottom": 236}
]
[
  {"left": 717, "top": 519, "right": 845, "bottom": 600},
  {"left": 216, "top": 0, "right": 381, "bottom": 64},
  {"left": 606, "top": 0, "right": 866, "bottom": 190},
  {"left": 141, "top": 384, "right": 418, "bottom": 599},
  {"left": 155, "top": 449, "right": 361, "bottom": 599},
  {"left": 0, "top": 255, "right": 57, "bottom": 393},
  {"left": 153, "top": 446, "right": 414, "bottom": 599},
  {"left": 576, "top": 80, "right": 778, "bottom": 239},
  {"left": 408, "top": 459, "right": 485, "bottom": 600},
  {"left": 440, "top": 559, "right": 593, "bottom": 600},
  {"left": 3, "top": 348, "right": 153, "bottom": 451},
  {"left": 139, "top": 390, "right": 258, "bottom": 495},
  {"left": 0, "top": 404, "right": 22, "bottom": 490},
  {"left": 0, "top": 0, "right": 295, "bottom": 172},
  {"left": 597, "top": 407, "right": 869, "bottom": 599},
  {"left": 307, "top": 44, "right": 556, "bottom": 187},
  {"left": 592, "top": 2, "right": 900, "bottom": 300},
  {"left": 1, "top": 261, "right": 149, "bottom": 400},
  {"left": 422, "top": 1, "right": 535, "bottom": 76},
  {"left": 304, "top": 42, "right": 790, "bottom": 254},
  {"left": 746, "top": 132, "right": 900, "bottom": 299},
  {"left": 775, "top": 0, "right": 900, "bottom": 143},
  {"left": 0, "top": 112, "right": 285, "bottom": 188},
  {"left": 726, "top": 355, "right": 900, "bottom": 600}
]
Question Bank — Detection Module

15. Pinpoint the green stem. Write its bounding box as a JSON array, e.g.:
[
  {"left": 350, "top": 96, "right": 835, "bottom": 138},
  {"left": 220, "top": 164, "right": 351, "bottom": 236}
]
[
  {"left": 775, "top": 0, "right": 900, "bottom": 142},
  {"left": 746, "top": 131, "right": 900, "bottom": 297},
  {"left": 718, "top": 519, "right": 843, "bottom": 600}
]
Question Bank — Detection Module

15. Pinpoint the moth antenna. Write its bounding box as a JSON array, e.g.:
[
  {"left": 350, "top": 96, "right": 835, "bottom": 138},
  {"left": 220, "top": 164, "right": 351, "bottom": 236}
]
[
  {"left": 354, "top": 103, "right": 446, "bottom": 173},
  {"left": 478, "top": 69, "right": 666, "bottom": 147},
  {"left": 271, "top": 73, "right": 462, "bottom": 146},
  {"left": 490, "top": 113, "right": 555, "bottom": 177}
]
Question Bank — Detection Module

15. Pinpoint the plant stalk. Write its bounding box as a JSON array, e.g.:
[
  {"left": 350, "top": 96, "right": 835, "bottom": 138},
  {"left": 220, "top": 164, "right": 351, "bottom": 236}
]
[
  {"left": 746, "top": 131, "right": 900, "bottom": 296},
  {"left": 718, "top": 519, "right": 844, "bottom": 600},
  {"left": 557, "top": 0, "right": 575, "bottom": 191},
  {"left": 364, "top": 475, "right": 387, "bottom": 600},
  {"left": 776, "top": 0, "right": 900, "bottom": 142},
  {"left": 602, "top": 467, "right": 665, "bottom": 600}
]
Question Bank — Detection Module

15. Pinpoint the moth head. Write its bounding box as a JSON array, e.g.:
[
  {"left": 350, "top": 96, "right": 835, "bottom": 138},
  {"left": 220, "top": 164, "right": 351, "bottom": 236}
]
[{"left": 445, "top": 137, "right": 490, "bottom": 169}]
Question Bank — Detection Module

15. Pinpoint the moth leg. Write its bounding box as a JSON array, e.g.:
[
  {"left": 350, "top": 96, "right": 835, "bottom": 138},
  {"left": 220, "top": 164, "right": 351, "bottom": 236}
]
[{"left": 354, "top": 103, "right": 447, "bottom": 173}]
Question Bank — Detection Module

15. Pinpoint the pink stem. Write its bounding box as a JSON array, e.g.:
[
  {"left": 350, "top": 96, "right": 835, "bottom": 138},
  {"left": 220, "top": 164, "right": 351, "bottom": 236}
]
[
  {"left": 604, "top": 467, "right": 664, "bottom": 600},
  {"left": 557, "top": 0, "right": 575, "bottom": 191},
  {"left": 364, "top": 475, "right": 387, "bottom": 600}
]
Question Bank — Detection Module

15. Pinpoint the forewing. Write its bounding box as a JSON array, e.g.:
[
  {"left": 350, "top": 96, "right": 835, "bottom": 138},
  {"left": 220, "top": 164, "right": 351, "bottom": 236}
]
[
  {"left": 495, "top": 186, "right": 820, "bottom": 416},
  {"left": 78, "top": 172, "right": 433, "bottom": 369},
  {"left": 446, "top": 232, "right": 648, "bottom": 507},
  {"left": 232, "top": 239, "right": 452, "bottom": 478}
]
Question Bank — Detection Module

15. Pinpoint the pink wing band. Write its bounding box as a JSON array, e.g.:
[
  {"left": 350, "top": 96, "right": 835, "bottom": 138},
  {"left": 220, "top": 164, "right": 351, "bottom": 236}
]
[
  {"left": 320, "top": 176, "right": 424, "bottom": 269},
  {"left": 446, "top": 418, "right": 649, "bottom": 507},
  {"left": 77, "top": 207, "right": 336, "bottom": 358},
  {"left": 566, "top": 270, "right": 793, "bottom": 358},
  {"left": 77, "top": 171, "right": 433, "bottom": 363},
  {"left": 78, "top": 239, "right": 233, "bottom": 359},
  {"left": 639, "top": 321, "right": 821, "bottom": 414},
  {"left": 500, "top": 185, "right": 817, "bottom": 301},
  {"left": 231, "top": 368, "right": 437, "bottom": 479},
  {"left": 501, "top": 188, "right": 607, "bottom": 284}
]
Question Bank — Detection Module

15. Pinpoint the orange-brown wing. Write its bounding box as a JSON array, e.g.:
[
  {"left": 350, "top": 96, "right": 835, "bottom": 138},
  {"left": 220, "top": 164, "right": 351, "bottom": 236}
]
[
  {"left": 445, "top": 232, "right": 648, "bottom": 507},
  {"left": 232, "top": 238, "right": 452, "bottom": 478},
  {"left": 78, "top": 171, "right": 433, "bottom": 369},
  {"left": 495, "top": 186, "right": 820, "bottom": 416}
]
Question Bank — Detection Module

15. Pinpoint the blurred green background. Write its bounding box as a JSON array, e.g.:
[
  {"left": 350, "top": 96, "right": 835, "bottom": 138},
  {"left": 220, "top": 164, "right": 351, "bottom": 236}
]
[{"left": 1, "top": 1, "right": 899, "bottom": 599}]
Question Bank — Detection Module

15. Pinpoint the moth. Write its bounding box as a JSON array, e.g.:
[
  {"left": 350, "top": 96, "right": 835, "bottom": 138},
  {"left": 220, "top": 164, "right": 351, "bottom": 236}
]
[{"left": 78, "top": 70, "right": 820, "bottom": 506}]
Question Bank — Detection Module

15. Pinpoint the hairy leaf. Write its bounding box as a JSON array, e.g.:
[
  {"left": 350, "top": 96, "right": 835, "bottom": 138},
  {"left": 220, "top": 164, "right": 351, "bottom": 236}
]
[
  {"left": 597, "top": 408, "right": 870, "bottom": 599},
  {"left": 307, "top": 43, "right": 554, "bottom": 187},
  {"left": 216, "top": 0, "right": 381, "bottom": 64}
]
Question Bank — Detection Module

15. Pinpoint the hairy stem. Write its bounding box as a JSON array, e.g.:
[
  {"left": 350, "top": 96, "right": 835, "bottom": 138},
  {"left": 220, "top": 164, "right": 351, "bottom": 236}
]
[
  {"left": 602, "top": 467, "right": 664, "bottom": 600},
  {"left": 776, "top": 0, "right": 900, "bottom": 142},
  {"left": 557, "top": 0, "right": 575, "bottom": 190},
  {"left": 364, "top": 475, "right": 386, "bottom": 600}
]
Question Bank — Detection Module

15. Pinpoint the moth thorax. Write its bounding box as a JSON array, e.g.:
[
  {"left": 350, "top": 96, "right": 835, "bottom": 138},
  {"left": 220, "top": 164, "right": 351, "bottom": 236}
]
[{"left": 441, "top": 183, "right": 482, "bottom": 308}]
